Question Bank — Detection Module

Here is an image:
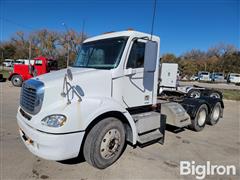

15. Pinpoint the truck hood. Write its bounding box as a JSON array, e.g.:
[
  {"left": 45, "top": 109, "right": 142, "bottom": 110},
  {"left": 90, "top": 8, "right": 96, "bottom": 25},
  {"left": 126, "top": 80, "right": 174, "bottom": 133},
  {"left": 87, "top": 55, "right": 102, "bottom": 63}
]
[
  {"left": 36, "top": 67, "right": 95, "bottom": 82},
  {"left": 33, "top": 67, "right": 112, "bottom": 109}
]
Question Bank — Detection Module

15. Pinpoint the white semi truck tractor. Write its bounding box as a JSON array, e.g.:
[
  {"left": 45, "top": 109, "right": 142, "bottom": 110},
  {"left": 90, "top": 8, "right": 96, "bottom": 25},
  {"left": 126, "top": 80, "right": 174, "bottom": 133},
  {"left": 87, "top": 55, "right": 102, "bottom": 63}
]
[{"left": 17, "top": 31, "right": 224, "bottom": 169}]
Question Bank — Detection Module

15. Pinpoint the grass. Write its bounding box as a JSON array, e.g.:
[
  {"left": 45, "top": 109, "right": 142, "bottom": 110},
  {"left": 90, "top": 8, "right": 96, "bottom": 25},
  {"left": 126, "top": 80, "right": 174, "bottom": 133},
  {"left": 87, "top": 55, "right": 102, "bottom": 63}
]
[
  {"left": 0, "top": 69, "right": 10, "bottom": 78},
  {"left": 219, "top": 89, "right": 240, "bottom": 101}
]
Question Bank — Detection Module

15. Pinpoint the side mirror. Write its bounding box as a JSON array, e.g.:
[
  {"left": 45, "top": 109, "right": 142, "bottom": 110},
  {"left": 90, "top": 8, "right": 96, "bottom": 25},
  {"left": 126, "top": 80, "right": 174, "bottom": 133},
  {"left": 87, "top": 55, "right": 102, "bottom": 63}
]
[{"left": 144, "top": 41, "right": 158, "bottom": 72}]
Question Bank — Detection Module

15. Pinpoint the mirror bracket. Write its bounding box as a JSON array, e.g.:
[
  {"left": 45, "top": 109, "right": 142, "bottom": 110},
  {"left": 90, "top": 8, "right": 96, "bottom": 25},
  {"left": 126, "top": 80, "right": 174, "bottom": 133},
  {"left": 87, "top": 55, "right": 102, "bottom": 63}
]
[{"left": 61, "top": 69, "right": 82, "bottom": 104}]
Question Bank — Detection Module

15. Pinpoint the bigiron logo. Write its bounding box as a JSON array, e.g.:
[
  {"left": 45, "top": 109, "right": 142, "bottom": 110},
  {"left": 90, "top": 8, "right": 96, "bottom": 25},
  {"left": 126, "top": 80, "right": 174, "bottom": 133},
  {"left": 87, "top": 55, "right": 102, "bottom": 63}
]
[{"left": 180, "top": 161, "right": 236, "bottom": 179}]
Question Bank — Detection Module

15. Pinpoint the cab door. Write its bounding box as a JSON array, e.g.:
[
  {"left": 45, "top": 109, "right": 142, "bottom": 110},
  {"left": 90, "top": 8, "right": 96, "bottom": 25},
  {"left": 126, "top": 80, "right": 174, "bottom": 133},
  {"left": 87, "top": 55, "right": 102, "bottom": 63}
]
[
  {"left": 122, "top": 40, "right": 153, "bottom": 108},
  {"left": 34, "top": 59, "right": 45, "bottom": 76}
]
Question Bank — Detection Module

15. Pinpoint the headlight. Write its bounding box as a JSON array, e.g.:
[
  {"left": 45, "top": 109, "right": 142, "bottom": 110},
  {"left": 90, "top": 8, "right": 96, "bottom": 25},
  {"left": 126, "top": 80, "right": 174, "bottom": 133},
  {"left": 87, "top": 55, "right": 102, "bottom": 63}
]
[{"left": 41, "top": 114, "right": 66, "bottom": 128}]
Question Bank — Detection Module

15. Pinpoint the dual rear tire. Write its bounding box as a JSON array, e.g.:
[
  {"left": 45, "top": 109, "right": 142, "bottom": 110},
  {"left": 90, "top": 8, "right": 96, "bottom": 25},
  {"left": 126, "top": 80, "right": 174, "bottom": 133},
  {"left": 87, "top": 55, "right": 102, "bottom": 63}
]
[
  {"left": 207, "top": 102, "right": 222, "bottom": 125},
  {"left": 190, "top": 102, "right": 222, "bottom": 131},
  {"left": 190, "top": 104, "right": 208, "bottom": 131}
]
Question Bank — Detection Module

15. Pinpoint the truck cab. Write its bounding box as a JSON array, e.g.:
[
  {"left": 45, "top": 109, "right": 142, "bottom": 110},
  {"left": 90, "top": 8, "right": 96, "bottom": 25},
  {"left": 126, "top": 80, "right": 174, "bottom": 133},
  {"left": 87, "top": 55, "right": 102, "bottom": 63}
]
[
  {"left": 16, "top": 31, "right": 223, "bottom": 169},
  {"left": 3, "top": 59, "right": 14, "bottom": 67},
  {"left": 8, "top": 56, "right": 57, "bottom": 87}
]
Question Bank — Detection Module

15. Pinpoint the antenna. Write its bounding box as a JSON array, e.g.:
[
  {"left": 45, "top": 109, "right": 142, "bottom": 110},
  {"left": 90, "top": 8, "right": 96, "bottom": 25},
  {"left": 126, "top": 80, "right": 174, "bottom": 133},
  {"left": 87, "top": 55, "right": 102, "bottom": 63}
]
[
  {"left": 81, "top": 20, "right": 85, "bottom": 43},
  {"left": 62, "top": 22, "right": 82, "bottom": 54},
  {"left": 150, "top": 0, "right": 157, "bottom": 40}
]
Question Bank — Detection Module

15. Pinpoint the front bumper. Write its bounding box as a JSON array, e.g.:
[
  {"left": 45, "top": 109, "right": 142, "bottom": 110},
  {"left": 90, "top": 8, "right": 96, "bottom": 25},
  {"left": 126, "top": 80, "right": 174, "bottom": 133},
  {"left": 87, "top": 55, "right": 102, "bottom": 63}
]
[{"left": 17, "top": 113, "right": 85, "bottom": 161}]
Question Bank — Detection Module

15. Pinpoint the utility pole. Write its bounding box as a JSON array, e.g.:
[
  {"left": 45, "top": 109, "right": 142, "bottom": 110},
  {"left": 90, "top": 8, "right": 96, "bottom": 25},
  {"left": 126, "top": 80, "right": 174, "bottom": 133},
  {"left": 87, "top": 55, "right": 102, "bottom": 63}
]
[
  {"left": 1, "top": 51, "right": 3, "bottom": 70},
  {"left": 67, "top": 42, "right": 69, "bottom": 67},
  {"left": 62, "top": 21, "right": 84, "bottom": 67},
  {"left": 29, "top": 40, "right": 32, "bottom": 64},
  {"left": 81, "top": 20, "right": 85, "bottom": 43},
  {"left": 62, "top": 22, "right": 70, "bottom": 67}
]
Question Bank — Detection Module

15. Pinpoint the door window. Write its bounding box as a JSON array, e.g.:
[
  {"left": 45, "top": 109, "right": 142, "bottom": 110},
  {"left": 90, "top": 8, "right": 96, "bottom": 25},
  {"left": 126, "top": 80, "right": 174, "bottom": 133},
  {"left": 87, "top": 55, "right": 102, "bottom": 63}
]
[
  {"left": 126, "top": 41, "right": 145, "bottom": 69},
  {"left": 35, "top": 60, "right": 42, "bottom": 66}
]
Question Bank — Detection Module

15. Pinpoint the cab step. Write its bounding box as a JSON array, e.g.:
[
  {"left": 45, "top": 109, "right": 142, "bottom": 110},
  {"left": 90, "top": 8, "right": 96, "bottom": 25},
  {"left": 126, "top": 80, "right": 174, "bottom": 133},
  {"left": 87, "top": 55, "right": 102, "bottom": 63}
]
[{"left": 138, "top": 129, "right": 163, "bottom": 147}]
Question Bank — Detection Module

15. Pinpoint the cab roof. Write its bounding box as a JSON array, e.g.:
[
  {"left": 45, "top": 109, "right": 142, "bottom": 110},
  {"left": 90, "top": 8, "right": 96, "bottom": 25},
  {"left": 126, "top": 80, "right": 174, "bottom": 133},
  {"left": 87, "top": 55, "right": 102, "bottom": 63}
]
[{"left": 84, "top": 30, "right": 160, "bottom": 43}]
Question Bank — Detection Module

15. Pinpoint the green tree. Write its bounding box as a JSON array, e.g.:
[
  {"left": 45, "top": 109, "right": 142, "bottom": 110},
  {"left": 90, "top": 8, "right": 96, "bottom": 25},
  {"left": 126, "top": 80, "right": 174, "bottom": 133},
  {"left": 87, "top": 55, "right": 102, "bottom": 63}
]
[{"left": 0, "top": 43, "right": 16, "bottom": 60}]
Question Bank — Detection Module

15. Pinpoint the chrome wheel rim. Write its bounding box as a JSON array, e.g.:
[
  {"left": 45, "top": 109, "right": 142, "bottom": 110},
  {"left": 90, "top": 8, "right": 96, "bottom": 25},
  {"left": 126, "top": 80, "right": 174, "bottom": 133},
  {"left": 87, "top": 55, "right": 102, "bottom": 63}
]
[
  {"left": 198, "top": 109, "right": 206, "bottom": 126},
  {"left": 13, "top": 77, "right": 21, "bottom": 86},
  {"left": 190, "top": 91, "right": 200, "bottom": 98},
  {"left": 212, "top": 106, "right": 220, "bottom": 121},
  {"left": 210, "top": 93, "right": 220, "bottom": 99},
  {"left": 100, "top": 128, "right": 121, "bottom": 159}
]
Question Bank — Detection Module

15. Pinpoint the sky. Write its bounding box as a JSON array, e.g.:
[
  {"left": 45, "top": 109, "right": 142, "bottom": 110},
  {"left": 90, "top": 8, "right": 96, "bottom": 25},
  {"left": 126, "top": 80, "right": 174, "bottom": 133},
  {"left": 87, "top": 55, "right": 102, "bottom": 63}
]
[{"left": 0, "top": 0, "right": 239, "bottom": 56}]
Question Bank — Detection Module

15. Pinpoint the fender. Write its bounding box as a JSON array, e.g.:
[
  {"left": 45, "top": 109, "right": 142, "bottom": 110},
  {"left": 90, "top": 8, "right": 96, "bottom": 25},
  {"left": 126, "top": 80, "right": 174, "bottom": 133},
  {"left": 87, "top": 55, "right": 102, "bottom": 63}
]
[
  {"left": 180, "top": 98, "right": 209, "bottom": 119},
  {"left": 199, "top": 89, "right": 223, "bottom": 99},
  {"left": 8, "top": 72, "right": 29, "bottom": 81},
  {"left": 199, "top": 96, "right": 224, "bottom": 117},
  {"left": 180, "top": 97, "right": 224, "bottom": 119},
  {"left": 82, "top": 97, "right": 138, "bottom": 144},
  {"left": 200, "top": 96, "right": 224, "bottom": 109},
  {"left": 8, "top": 73, "right": 22, "bottom": 81}
]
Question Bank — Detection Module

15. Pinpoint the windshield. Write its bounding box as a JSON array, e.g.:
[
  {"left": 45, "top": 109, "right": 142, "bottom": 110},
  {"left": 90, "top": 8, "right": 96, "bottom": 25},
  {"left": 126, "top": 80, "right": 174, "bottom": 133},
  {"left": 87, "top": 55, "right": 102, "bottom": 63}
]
[
  {"left": 73, "top": 36, "right": 128, "bottom": 69},
  {"left": 35, "top": 60, "right": 42, "bottom": 66},
  {"left": 215, "top": 73, "right": 223, "bottom": 76}
]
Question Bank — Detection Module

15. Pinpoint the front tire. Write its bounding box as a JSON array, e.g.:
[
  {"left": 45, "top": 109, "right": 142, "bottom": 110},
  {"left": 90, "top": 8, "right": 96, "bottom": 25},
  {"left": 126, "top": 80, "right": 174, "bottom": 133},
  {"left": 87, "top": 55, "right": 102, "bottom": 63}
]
[
  {"left": 83, "top": 117, "right": 126, "bottom": 169},
  {"left": 190, "top": 104, "right": 208, "bottom": 131},
  {"left": 11, "top": 75, "right": 23, "bottom": 87}
]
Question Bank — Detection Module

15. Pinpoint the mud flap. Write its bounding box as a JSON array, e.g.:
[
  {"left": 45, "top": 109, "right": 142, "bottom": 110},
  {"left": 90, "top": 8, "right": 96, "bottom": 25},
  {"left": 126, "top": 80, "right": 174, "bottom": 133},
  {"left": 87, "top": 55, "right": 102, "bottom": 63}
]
[{"left": 158, "top": 114, "right": 166, "bottom": 145}]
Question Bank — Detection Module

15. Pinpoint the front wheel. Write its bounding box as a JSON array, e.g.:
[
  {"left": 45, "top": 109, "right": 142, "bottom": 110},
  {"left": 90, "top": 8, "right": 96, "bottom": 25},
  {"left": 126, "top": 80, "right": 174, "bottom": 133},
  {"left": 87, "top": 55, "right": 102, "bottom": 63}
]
[
  {"left": 11, "top": 75, "right": 23, "bottom": 87},
  {"left": 189, "top": 104, "right": 208, "bottom": 131},
  {"left": 83, "top": 117, "right": 126, "bottom": 169}
]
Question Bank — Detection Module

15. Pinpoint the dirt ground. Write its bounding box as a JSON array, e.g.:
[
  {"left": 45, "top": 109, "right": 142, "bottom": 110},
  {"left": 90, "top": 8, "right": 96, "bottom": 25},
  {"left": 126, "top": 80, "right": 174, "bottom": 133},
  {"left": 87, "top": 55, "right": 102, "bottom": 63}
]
[{"left": 0, "top": 81, "right": 240, "bottom": 180}]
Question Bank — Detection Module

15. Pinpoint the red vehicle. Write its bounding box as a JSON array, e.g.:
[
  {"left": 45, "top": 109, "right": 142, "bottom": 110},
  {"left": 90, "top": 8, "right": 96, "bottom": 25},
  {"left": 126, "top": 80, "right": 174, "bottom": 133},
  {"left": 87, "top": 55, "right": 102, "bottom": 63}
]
[{"left": 8, "top": 56, "right": 58, "bottom": 87}]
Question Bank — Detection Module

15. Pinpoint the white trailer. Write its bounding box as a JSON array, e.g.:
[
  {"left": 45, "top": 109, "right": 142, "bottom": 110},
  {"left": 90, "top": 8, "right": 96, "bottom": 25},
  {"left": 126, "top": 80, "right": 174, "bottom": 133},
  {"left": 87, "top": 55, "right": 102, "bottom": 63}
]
[
  {"left": 159, "top": 63, "right": 223, "bottom": 99},
  {"left": 17, "top": 31, "right": 224, "bottom": 169},
  {"left": 14, "top": 59, "right": 35, "bottom": 65}
]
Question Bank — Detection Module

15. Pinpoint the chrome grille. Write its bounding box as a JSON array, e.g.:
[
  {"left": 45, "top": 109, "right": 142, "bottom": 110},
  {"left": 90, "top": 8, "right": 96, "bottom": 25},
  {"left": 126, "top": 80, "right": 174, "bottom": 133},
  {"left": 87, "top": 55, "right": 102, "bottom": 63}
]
[{"left": 20, "top": 79, "right": 44, "bottom": 115}]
